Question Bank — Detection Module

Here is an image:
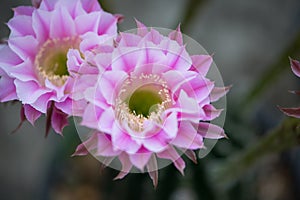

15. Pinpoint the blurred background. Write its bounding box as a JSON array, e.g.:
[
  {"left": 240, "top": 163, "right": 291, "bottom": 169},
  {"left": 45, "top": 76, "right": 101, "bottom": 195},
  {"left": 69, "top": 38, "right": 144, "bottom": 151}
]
[{"left": 1, "top": 0, "right": 300, "bottom": 199}]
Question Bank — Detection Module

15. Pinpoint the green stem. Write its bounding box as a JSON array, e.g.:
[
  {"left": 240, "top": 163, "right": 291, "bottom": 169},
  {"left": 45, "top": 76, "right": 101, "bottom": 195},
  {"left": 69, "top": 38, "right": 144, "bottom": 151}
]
[{"left": 216, "top": 117, "right": 300, "bottom": 184}]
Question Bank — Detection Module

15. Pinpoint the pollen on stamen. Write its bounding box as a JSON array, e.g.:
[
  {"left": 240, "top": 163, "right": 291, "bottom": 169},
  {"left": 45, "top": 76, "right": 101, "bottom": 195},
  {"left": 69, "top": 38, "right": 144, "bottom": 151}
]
[
  {"left": 35, "top": 37, "right": 81, "bottom": 86},
  {"left": 115, "top": 73, "right": 172, "bottom": 132}
]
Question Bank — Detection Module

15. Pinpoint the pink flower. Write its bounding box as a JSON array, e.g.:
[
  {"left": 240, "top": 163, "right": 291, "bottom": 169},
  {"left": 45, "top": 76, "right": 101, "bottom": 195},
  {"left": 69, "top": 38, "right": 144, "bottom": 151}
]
[
  {"left": 279, "top": 58, "right": 300, "bottom": 118},
  {"left": 0, "top": 0, "right": 119, "bottom": 135},
  {"left": 73, "top": 21, "right": 229, "bottom": 186}
]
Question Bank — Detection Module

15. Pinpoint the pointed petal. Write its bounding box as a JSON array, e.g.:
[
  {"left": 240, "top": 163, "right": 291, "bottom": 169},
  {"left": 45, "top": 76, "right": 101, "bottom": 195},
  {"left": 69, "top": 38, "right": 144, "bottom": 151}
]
[
  {"left": 203, "top": 104, "right": 222, "bottom": 121},
  {"left": 99, "top": 71, "right": 128, "bottom": 105},
  {"left": 15, "top": 80, "right": 50, "bottom": 105},
  {"left": 171, "top": 121, "right": 204, "bottom": 149},
  {"left": 191, "top": 55, "right": 212, "bottom": 76},
  {"left": 184, "top": 150, "right": 197, "bottom": 164},
  {"left": 210, "top": 86, "right": 231, "bottom": 102},
  {"left": 168, "top": 24, "right": 183, "bottom": 45},
  {"left": 32, "top": 9, "right": 51, "bottom": 42},
  {"left": 129, "top": 152, "right": 152, "bottom": 171},
  {"left": 290, "top": 57, "right": 300, "bottom": 77},
  {"left": 111, "top": 123, "right": 141, "bottom": 154},
  {"left": 98, "top": 107, "right": 115, "bottom": 133},
  {"left": 157, "top": 146, "right": 185, "bottom": 175},
  {"left": 50, "top": 7, "right": 76, "bottom": 38},
  {"left": 197, "top": 122, "right": 227, "bottom": 139},
  {"left": 51, "top": 106, "right": 68, "bottom": 134},
  {"left": 13, "top": 6, "right": 34, "bottom": 16},
  {"left": 8, "top": 36, "right": 38, "bottom": 61},
  {"left": 8, "top": 15, "right": 34, "bottom": 37},
  {"left": 279, "top": 106, "right": 300, "bottom": 118},
  {"left": 147, "top": 155, "right": 158, "bottom": 188},
  {"left": 0, "top": 75, "right": 17, "bottom": 102},
  {"left": 114, "top": 153, "right": 132, "bottom": 180},
  {"left": 135, "top": 19, "right": 148, "bottom": 37},
  {"left": 96, "top": 134, "right": 120, "bottom": 157},
  {"left": 23, "top": 104, "right": 41, "bottom": 125}
]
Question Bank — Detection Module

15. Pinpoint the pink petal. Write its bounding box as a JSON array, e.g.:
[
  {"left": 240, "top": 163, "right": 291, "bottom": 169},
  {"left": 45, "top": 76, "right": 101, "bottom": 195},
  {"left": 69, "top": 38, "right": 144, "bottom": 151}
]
[
  {"left": 0, "top": 75, "right": 17, "bottom": 102},
  {"left": 8, "top": 15, "right": 34, "bottom": 37},
  {"left": 32, "top": 9, "right": 51, "bottom": 43},
  {"left": 9, "top": 58, "right": 37, "bottom": 82},
  {"left": 98, "top": 107, "right": 115, "bottom": 133},
  {"left": 111, "top": 123, "right": 141, "bottom": 154},
  {"left": 163, "top": 44, "right": 192, "bottom": 71},
  {"left": 51, "top": 106, "right": 68, "bottom": 134},
  {"left": 84, "top": 87, "right": 108, "bottom": 109},
  {"left": 49, "top": 7, "right": 76, "bottom": 38},
  {"left": 142, "top": 131, "right": 169, "bottom": 153},
  {"left": 168, "top": 24, "right": 183, "bottom": 45},
  {"left": 210, "top": 86, "right": 231, "bottom": 102},
  {"left": 129, "top": 151, "right": 152, "bottom": 170},
  {"left": 75, "top": 12, "right": 101, "bottom": 35},
  {"left": 0, "top": 45, "right": 22, "bottom": 68},
  {"left": 30, "top": 92, "right": 53, "bottom": 113},
  {"left": 23, "top": 104, "right": 42, "bottom": 125},
  {"left": 135, "top": 19, "right": 148, "bottom": 37},
  {"left": 96, "top": 134, "right": 120, "bottom": 157},
  {"left": 114, "top": 153, "right": 132, "bottom": 180},
  {"left": 191, "top": 55, "right": 212, "bottom": 76},
  {"left": 8, "top": 36, "right": 38, "bottom": 61},
  {"left": 171, "top": 121, "right": 204, "bottom": 149},
  {"left": 118, "top": 32, "right": 142, "bottom": 47},
  {"left": 161, "top": 112, "right": 178, "bottom": 139},
  {"left": 112, "top": 47, "right": 144, "bottom": 72},
  {"left": 55, "top": 98, "right": 72, "bottom": 115},
  {"left": 40, "top": 0, "right": 59, "bottom": 11},
  {"left": 197, "top": 122, "right": 227, "bottom": 139},
  {"left": 179, "top": 75, "right": 215, "bottom": 104},
  {"left": 184, "top": 150, "right": 197, "bottom": 164},
  {"left": 72, "top": 133, "right": 98, "bottom": 156},
  {"left": 80, "top": 0, "right": 102, "bottom": 13},
  {"left": 146, "top": 155, "right": 158, "bottom": 188},
  {"left": 99, "top": 71, "right": 128, "bottom": 105},
  {"left": 203, "top": 104, "right": 222, "bottom": 121},
  {"left": 163, "top": 70, "right": 196, "bottom": 95},
  {"left": 13, "top": 6, "right": 34, "bottom": 16},
  {"left": 279, "top": 106, "right": 300, "bottom": 118},
  {"left": 157, "top": 146, "right": 186, "bottom": 175},
  {"left": 15, "top": 80, "right": 50, "bottom": 104},
  {"left": 142, "top": 29, "right": 163, "bottom": 45},
  {"left": 81, "top": 103, "right": 103, "bottom": 130},
  {"left": 97, "top": 11, "right": 118, "bottom": 35},
  {"left": 290, "top": 57, "right": 300, "bottom": 78}
]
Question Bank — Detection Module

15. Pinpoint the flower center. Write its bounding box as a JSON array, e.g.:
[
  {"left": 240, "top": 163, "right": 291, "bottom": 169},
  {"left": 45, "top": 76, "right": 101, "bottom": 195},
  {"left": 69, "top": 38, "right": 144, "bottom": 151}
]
[
  {"left": 128, "top": 85, "right": 162, "bottom": 118},
  {"left": 116, "top": 73, "right": 172, "bottom": 133},
  {"left": 35, "top": 37, "right": 80, "bottom": 86}
]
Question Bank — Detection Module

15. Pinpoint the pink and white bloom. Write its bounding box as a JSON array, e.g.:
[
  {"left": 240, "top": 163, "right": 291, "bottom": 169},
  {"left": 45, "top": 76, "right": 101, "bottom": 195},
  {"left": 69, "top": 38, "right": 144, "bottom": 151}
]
[
  {"left": 279, "top": 58, "right": 300, "bottom": 118},
  {"left": 0, "top": 0, "right": 119, "bottom": 135},
  {"left": 73, "top": 21, "right": 229, "bottom": 186}
]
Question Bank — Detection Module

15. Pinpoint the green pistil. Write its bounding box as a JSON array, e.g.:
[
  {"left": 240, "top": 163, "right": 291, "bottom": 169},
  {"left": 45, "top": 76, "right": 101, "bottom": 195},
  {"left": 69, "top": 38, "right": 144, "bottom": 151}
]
[
  {"left": 129, "top": 88, "right": 162, "bottom": 118},
  {"left": 43, "top": 51, "right": 69, "bottom": 76}
]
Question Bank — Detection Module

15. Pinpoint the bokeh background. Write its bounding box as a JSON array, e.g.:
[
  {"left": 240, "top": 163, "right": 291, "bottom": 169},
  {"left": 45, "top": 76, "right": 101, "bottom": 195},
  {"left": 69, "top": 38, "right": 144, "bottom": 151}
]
[{"left": 1, "top": 0, "right": 300, "bottom": 199}]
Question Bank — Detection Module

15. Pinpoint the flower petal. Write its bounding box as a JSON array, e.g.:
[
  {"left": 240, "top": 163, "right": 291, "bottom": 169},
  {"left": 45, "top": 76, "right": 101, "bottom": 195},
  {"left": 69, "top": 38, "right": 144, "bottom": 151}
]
[
  {"left": 129, "top": 151, "right": 152, "bottom": 170},
  {"left": 23, "top": 104, "right": 42, "bottom": 125},
  {"left": 290, "top": 57, "right": 300, "bottom": 78},
  {"left": 279, "top": 106, "right": 300, "bottom": 118},
  {"left": 51, "top": 106, "right": 68, "bottom": 134},
  {"left": 197, "top": 122, "right": 227, "bottom": 139},
  {"left": 111, "top": 122, "right": 141, "bottom": 154},
  {"left": 171, "top": 121, "right": 204, "bottom": 149},
  {"left": 157, "top": 146, "right": 186, "bottom": 175}
]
